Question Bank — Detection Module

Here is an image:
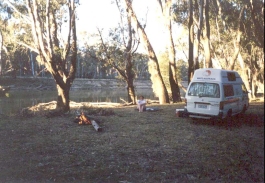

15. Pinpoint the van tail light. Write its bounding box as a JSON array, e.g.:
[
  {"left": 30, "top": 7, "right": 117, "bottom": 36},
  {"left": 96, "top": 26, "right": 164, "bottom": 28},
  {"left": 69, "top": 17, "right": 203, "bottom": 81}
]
[
  {"left": 184, "top": 98, "right": 187, "bottom": 104},
  {"left": 220, "top": 101, "right": 224, "bottom": 110}
]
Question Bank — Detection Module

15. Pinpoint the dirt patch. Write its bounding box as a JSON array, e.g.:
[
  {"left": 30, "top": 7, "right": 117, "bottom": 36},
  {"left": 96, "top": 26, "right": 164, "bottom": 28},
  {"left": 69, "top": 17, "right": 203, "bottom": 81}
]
[{"left": 0, "top": 101, "right": 264, "bottom": 182}]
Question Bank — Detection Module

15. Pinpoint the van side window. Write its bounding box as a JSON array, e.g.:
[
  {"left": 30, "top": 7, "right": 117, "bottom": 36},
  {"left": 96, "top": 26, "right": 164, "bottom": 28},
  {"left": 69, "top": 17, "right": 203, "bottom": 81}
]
[
  {"left": 223, "top": 85, "right": 234, "bottom": 97},
  {"left": 234, "top": 84, "right": 242, "bottom": 95}
]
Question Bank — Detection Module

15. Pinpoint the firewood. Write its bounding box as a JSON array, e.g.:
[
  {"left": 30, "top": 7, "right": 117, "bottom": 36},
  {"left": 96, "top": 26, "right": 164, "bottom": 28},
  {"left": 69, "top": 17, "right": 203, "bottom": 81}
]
[
  {"left": 79, "top": 112, "right": 91, "bottom": 125},
  {"left": 91, "top": 120, "right": 102, "bottom": 132}
]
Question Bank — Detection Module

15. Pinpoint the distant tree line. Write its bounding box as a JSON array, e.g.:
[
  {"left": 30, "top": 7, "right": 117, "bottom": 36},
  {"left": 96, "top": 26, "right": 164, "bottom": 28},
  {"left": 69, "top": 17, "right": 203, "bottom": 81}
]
[
  {"left": 0, "top": 39, "right": 188, "bottom": 81},
  {"left": 0, "top": 46, "right": 154, "bottom": 80}
]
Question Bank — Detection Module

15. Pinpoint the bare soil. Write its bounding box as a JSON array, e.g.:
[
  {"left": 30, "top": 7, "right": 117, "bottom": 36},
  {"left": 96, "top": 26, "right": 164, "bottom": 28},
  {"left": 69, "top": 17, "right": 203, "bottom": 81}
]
[{"left": 0, "top": 101, "right": 264, "bottom": 183}]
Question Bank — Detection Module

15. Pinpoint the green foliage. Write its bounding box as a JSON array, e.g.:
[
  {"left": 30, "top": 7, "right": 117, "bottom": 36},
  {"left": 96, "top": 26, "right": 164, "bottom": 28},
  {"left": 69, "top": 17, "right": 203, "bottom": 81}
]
[
  {"left": 172, "top": 0, "right": 264, "bottom": 60},
  {"left": 176, "top": 59, "right": 188, "bottom": 81},
  {"left": 172, "top": 1, "right": 189, "bottom": 24},
  {"left": 84, "top": 43, "right": 149, "bottom": 80},
  {"left": 0, "top": 1, "right": 34, "bottom": 77},
  {"left": 133, "top": 53, "right": 149, "bottom": 79}
]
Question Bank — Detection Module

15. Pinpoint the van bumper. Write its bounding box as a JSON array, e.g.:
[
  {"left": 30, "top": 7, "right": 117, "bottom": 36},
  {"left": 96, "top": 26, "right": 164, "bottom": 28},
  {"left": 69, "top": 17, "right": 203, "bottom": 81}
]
[{"left": 184, "top": 109, "right": 223, "bottom": 120}]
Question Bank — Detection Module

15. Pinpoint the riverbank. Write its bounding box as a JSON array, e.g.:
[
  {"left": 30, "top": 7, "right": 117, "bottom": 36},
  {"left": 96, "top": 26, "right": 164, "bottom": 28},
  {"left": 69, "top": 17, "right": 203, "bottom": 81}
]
[
  {"left": 0, "top": 77, "right": 189, "bottom": 96},
  {"left": 0, "top": 77, "right": 154, "bottom": 90}
]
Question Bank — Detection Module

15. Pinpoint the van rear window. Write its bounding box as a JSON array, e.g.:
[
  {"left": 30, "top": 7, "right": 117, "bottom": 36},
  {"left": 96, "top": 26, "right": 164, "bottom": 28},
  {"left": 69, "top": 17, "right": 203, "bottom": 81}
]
[{"left": 187, "top": 83, "right": 220, "bottom": 98}]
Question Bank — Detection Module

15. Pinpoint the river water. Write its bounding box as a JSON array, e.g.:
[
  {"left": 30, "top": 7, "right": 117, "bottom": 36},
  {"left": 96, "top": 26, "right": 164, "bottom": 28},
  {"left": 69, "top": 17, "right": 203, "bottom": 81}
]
[{"left": 0, "top": 88, "right": 157, "bottom": 115}]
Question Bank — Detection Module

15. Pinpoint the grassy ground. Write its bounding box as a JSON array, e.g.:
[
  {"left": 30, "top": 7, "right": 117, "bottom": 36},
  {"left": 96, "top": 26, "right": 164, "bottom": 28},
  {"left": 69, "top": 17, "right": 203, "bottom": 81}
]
[{"left": 0, "top": 101, "right": 264, "bottom": 183}]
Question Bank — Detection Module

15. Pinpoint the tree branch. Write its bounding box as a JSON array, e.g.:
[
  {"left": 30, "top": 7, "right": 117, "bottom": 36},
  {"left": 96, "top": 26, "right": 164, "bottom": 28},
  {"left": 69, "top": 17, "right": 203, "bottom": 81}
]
[
  {"left": 3, "top": 0, "right": 31, "bottom": 23},
  {"left": 16, "top": 42, "right": 39, "bottom": 53}
]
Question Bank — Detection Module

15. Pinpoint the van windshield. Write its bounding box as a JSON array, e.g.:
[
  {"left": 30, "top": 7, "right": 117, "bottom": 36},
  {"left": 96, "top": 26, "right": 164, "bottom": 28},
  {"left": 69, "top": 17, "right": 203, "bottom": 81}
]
[{"left": 187, "top": 82, "right": 220, "bottom": 98}]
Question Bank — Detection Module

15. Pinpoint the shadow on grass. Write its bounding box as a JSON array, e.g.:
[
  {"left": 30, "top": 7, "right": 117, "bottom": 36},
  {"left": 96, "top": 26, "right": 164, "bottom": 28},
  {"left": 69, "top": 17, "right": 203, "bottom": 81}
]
[{"left": 190, "top": 113, "right": 264, "bottom": 129}]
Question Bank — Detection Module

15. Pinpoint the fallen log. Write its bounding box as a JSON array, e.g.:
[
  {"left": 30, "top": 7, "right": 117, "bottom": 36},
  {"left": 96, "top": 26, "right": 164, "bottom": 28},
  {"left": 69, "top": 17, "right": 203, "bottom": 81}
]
[
  {"left": 91, "top": 120, "right": 102, "bottom": 132},
  {"left": 74, "top": 113, "right": 102, "bottom": 132}
]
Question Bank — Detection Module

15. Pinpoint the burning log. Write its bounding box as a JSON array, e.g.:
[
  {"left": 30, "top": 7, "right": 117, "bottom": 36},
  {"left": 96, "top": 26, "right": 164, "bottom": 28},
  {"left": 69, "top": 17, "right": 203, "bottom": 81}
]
[
  {"left": 78, "top": 112, "right": 92, "bottom": 125},
  {"left": 74, "top": 112, "right": 103, "bottom": 132}
]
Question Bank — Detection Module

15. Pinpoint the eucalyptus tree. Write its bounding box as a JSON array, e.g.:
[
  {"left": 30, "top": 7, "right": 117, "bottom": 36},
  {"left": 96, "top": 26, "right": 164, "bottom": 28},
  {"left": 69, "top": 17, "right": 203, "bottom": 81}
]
[
  {"left": 201, "top": 0, "right": 211, "bottom": 68},
  {"left": 4, "top": 0, "right": 78, "bottom": 112},
  {"left": 157, "top": 0, "right": 182, "bottom": 102},
  {"left": 187, "top": 0, "right": 194, "bottom": 83},
  {"left": 0, "top": 2, "right": 26, "bottom": 77},
  {"left": 123, "top": 0, "right": 169, "bottom": 104},
  {"left": 89, "top": 36, "right": 140, "bottom": 104},
  {"left": 172, "top": 0, "right": 198, "bottom": 82},
  {"left": 190, "top": 0, "right": 212, "bottom": 71},
  {"left": 0, "top": 3, "right": 8, "bottom": 76},
  {"left": 211, "top": 0, "right": 264, "bottom": 97},
  {"left": 210, "top": 0, "right": 246, "bottom": 71},
  {"left": 239, "top": 0, "right": 264, "bottom": 98},
  {"left": 0, "top": 31, "right": 21, "bottom": 78},
  {"left": 174, "top": 0, "right": 264, "bottom": 98},
  {"left": 174, "top": 0, "right": 223, "bottom": 81},
  {"left": 92, "top": 0, "right": 141, "bottom": 104},
  {"left": 0, "top": 30, "right": 2, "bottom": 75}
]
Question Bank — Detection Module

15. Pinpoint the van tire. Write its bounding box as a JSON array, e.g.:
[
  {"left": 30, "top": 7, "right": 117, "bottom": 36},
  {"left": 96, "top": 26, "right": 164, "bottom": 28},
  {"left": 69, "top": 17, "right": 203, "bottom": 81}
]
[
  {"left": 241, "top": 105, "right": 247, "bottom": 114},
  {"left": 237, "top": 105, "right": 247, "bottom": 119}
]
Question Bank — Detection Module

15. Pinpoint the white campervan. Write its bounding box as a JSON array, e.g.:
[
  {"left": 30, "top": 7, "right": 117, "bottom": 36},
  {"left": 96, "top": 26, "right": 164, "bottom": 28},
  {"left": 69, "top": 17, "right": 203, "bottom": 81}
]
[{"left": 184, "top": 68, "right": 249, "bottom": 120}]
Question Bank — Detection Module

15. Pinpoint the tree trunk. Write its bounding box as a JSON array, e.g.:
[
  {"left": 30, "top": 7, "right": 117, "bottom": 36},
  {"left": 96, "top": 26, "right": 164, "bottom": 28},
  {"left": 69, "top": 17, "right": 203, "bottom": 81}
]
[
  {"left": 168, "top": 66, "right": 181, "bottom": 102},
  {"left": 124, "top": 14, "right": 137, "bottom": 104},
  {"left": 228, "top": 6, "right": 244, "bottom": 70},
  {"left": 26, "top": 0, "right": 77, "bottom": 113},
  {"left": 158, "top": 0, "right": 182, "bottom": 102},
  {"left": 194, "top": 39, "right": 200, "bottom": 70},
  {"left": 56, "top": 84, "right": 70, "bottom": 112},
  {"left": 228, "top": 32, "right": 241, "bottom": 70},
  {"left": 202, "top": 37, "right": 211, "bottom": 68},
  {"left": 30, "top": 50, "right": 35, "bottom": 76},
  {"left": 193, "top": 0, "right": 203, "bottom": 71},
  {"left": 248, "top": 0, "right": 264, "bottom": 49},
  {"left": 124, "top": 0, "right": 169, "bottom": 104},
  {"left": 203, "top": 0, "right": 212, "bottom": 68},
  {"left": 0, "top": 30, "right": 2, "bottom": 75},
  {"left": 97, "top": 3, "right": 138, "bottom": 104},
  {"left": 148, "top": 60, "right": 169, "bottom": 103},
  {"left": 237, "top": 53, "right": 251, "bottom": 91},
  {"left": 126, "top": 78, "right": 136, "bottom": 104},
  {"left": 188, "top": 0, "right": 194, "bottom": 84},
  {"left": 125, "top": 49, "right": 136, "bottom": 104}
]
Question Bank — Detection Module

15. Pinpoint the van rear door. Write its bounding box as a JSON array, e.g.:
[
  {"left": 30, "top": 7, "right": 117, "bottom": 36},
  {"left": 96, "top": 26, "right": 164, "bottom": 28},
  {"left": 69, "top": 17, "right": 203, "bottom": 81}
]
[{"left": 186, "top": 82, "right": 220, "bottom": 116}]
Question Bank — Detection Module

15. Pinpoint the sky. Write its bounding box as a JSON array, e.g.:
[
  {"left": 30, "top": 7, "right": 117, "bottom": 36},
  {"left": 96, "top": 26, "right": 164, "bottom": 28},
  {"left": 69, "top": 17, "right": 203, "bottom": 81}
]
[
  {"left": 75, "top": 0, "right": 169, "bottom": 54},
  {"left": 76, "top": 0, "right": 120, "bottom": 34}
]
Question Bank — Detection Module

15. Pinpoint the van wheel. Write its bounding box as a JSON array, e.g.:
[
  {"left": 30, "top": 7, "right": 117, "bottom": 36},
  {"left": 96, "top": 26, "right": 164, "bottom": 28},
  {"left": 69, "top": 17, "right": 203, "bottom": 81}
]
[
  {"left": 241, "top": 105, "right": 247, "bottom": 114},
  {"left": 237, "top": 105, "right": 246, "bottom": 119}
]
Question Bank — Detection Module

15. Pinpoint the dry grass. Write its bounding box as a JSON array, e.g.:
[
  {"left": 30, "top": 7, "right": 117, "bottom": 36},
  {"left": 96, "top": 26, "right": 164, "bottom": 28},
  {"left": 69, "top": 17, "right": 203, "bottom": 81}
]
[{"left": 0, "top": 101, "right": 264, "bottom": 183}]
